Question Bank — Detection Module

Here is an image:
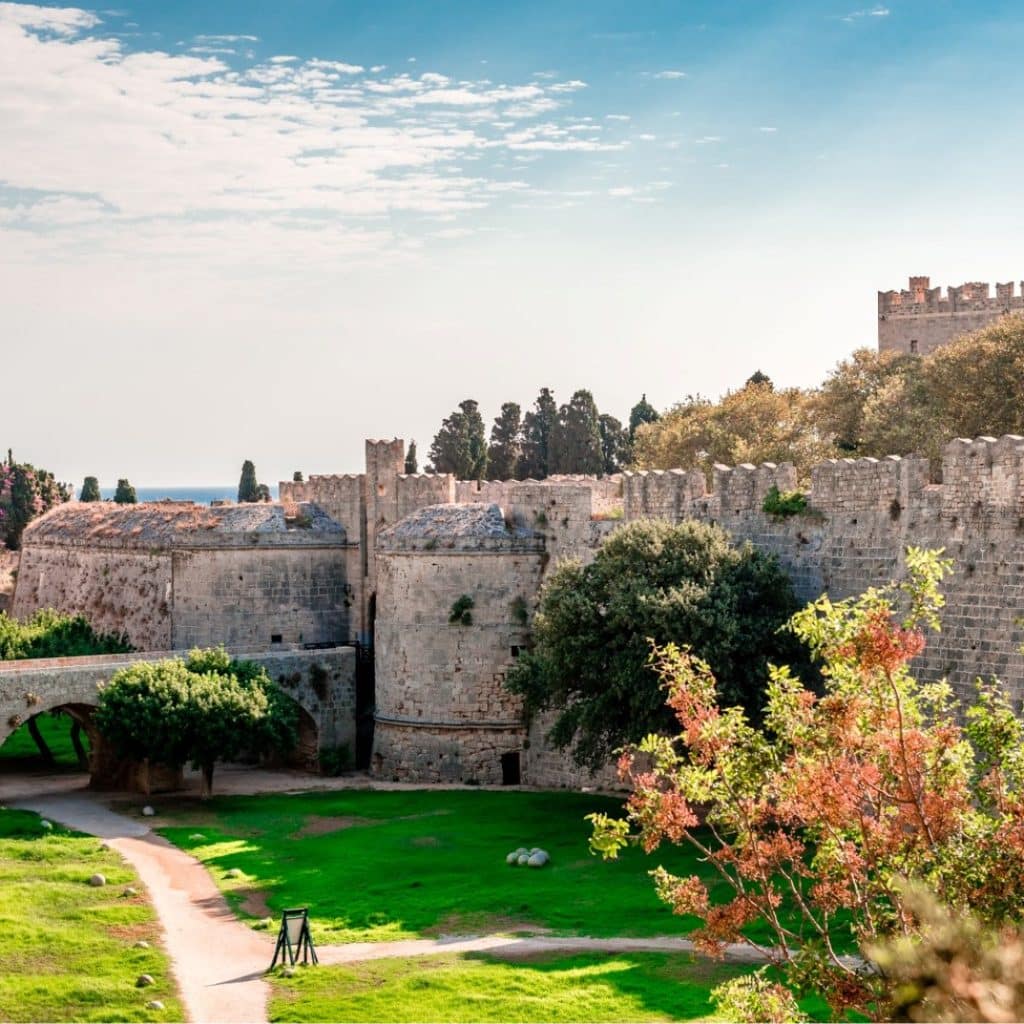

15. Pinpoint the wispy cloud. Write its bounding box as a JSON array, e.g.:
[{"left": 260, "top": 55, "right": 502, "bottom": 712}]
[
  {"left": 839, "top": 5, "right": 890, "bottom": 22},
  {"left": 0, "top": 3, "right": 630, "bottom": 268},
  {"left": 648, "top": 69, "right": 688, "bottom": 80}
]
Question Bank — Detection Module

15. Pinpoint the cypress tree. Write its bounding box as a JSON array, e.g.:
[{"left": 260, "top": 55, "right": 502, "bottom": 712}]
[
  {"left": 487, "top": 402, "right": 523, "bottom": 480},
  {"left": 429, "top": 400, "right": 488, "bottom": 480},
  {"left": 598, "top": 413, "right": 630, "bottom": 474},
  {"left": 628, "top": 393, "right": 660, "bottom": 439},
  {"left": 80, "top": 476, "right": 101, "bottom": 502},
  {"left": 549, "top": 389, "right": 604, "bottom": 475},
  {"left": 520, "top": 387, "right": 558, "bottom": 479},
  {"left": 238, "top": 460, "right": 259, "bottom": 503},
  {"left": 113, "top": 479, "right": 137, "bottom": 504},
  {"left": 405, "top": 441, "right": 419, "bottom": 475}
]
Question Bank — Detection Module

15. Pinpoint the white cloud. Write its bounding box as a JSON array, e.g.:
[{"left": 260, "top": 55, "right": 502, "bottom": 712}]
[
  {"left": 605, "top": 114, "right": 631, "bottom": 121},
  {"left": 758, "top": 125, "right": 777, "bottom": 133},
  {"left": 839, "top": 5, "right": 890, "bottom": 22},
  {"left": 0, "top": 4, "right": 634, "bottom": 268},
  {"left": 0, "top": 1, "right": 97, "bottom": 35},
  {"left": 650, "top": 70, "right": 687, "bottom": 80}
]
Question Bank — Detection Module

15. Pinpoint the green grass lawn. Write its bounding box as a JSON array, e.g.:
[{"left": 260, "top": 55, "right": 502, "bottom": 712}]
[
  {"left": 0, "top": 711, "right": 88, "bottom": 768},
  {"left": 156, "top": 788, "right": 803, "bottom": 947},
  {"left": 269, "top": 951, "right": 746, "bottom": 1022},
  {"left": 0, "top": 809, "right": 182, "bottom": 1023},
  {"left": 268, "top": 951, "right": 837, "bottom": 1023}
]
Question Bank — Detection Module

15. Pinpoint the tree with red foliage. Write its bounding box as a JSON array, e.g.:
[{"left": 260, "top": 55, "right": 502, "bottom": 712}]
[{"left": 590, "top": 548, "right": 1024, "bottom": 1021}]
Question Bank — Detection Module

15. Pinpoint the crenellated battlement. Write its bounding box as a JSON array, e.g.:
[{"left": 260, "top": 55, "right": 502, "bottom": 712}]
[
  {"left": 878, "top": 276, "right": 1024, "bottom": 316},
  {"left": 877, "top": 275, "right": 1024, "bottom": 356},
  {"left": 809, "top": 454, "right": 929, "bottom": 517},
  {"left": 940, "top": 434, "right": 1024, "bottom": 519},
  {"left": 714, "top": 462, "right": 798, "bottom": 516}
]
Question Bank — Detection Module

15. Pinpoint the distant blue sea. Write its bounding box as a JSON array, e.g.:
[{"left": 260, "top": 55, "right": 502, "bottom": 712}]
[{"left": 97, "top": 485, "right": 279, "bottom": 504}]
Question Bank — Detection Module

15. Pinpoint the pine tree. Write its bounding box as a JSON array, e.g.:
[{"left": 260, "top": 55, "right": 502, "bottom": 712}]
[
  {"left": 598, "top": 414, "right": 630, "bottom": 474},
  {"left": 745, "top": 369, "right": 773, "bottom": 389},
  {"left": 113, "top": 479, "right": 137, "bottom": 504},
  {"left": 487, "top": 403, "right": 523, "bottom": 480},
  {"left": 80, "top": 477, "right": 101, "bottom": 502},
  {"left": 519, "top": 387, "right": 558, "bottom": 479},
  {"left": 549, "top": 389, "right": 604, "bottom": 475},
  {"left": 405, "top": 441, "right": 418, "bottom": 475},
  {"left": 292, "top": 471, "right": 304, "bottom": 483},
  {"left": 628, "top": 393, "right": 660, "bottom": 439},
  {"left": 238, "top": 460, "right": 259, "bottom": 503},
  {"left": 429, "top": 400, "right": 488, "bottom": 480}
]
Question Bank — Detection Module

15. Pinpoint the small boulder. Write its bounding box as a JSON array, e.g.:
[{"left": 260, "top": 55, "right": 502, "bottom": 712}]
[
  {"left": 516, "top": 853, "right": 530, "bottom": 866},
  {"left": 225, "top": 868, "right": 243, "bottom": 879},
  {"left": 527, "top": 851, "right": 549, "bottom": 868},
  {"left": 141, "top": 806, "right": 156, "bottom": 817},
  {"left": 123, "top": 886, "right": 139, "bottom": 898},
  {"left": 146, "top": 1001, "right": 164, "bottom": 1011},
  {"left": 39, "top": 820, "right": 53, "bottom": 831},
  {"left": 136, "top": 974, "right": 155, "bottom": 988},
  {"left": 88, "top": 873, "right": 106, "bottom": 887},
  {"left": 188, "top": 833, "right": 206, "bottom": 841},
  {"left": 134, "top": 940, "right": 150, "bottom": 949}
]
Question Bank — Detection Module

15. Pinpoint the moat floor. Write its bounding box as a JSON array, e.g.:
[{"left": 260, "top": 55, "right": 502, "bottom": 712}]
[{"left": 6, "top": 770, "right": 781, "bottom": 1024}]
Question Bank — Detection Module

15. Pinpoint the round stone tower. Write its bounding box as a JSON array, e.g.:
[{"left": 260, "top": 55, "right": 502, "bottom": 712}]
[{"left": 372, "top": 503, "right": 545, "bottom": 784}]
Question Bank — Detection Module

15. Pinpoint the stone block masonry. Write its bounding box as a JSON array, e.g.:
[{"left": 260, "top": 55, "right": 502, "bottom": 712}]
[{"left": 878, "top": 276, "right": 1024, "bottom": 356}]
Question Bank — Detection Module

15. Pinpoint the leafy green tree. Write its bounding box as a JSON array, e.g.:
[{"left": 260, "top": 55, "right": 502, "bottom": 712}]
[
  {"left": 429, "top": 399, "right": 488, "bottom": 480},
  {"left": 113, "top": 479, "right": 137, "bottom": 504},
  {"left": 506, "top": 518, "right": 802, "bottom": 769},
  {"left": 519, "top": 387, "right": 558, "bottom": 479},
  {"left": 404, "top": 441, "right": 418, "bottom": 475},
  {"left": 95, "top": 648, "right": 298, "bottom": 798},
  {"left": 237, "top": 460, "right": 259, "bottom": 503},
  {"left": 598, "top": 413, "right": 630, "bottom": 474},
  {"left": 549, "top": 389, "right": 604, "bottom": 475},
  {"left": 0, "top": 609, "right": 131, "bottom": 661},
  {"left": 79, "top": 477, "right": 101, "bottom": 502},
  {"left": 745, "top": 369, "right": 773, "bottom": 389},
  {"left": 628, "top": 393, "right": 660, "bottom": 439},
  {"left": 0, "top": 454, "right": 70, "bottom": 549},
  {"left": 487, "top": 402, "right": 523, "bottom": 480},
  {"left": 256, "top": 483, "right": 272, "bottom": 502},
  {"left": 292, "top": 471, "right": 304, "bottom": 483}
]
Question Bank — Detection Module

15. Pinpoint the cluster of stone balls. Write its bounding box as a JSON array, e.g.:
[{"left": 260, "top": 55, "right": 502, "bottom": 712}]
[{"left": 506, "top": 846, "right": 549, "bottom": 867}]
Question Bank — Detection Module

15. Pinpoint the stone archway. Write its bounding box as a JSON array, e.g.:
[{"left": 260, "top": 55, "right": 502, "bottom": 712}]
[{"left": 0, "top": 703, "right": 94, "bottom": 772}]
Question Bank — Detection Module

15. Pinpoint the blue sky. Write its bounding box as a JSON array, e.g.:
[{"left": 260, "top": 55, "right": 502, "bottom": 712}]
[{"left": 2, "top": 0, "right": 1023, "bottom": 485}]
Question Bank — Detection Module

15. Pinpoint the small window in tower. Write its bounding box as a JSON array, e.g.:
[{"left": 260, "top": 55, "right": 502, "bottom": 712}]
[
  {"left": 910, "top": 339, "right": 919, "bottom": 354},
  {"left": 271, "top": 633, "right": 283, "bottom": 644},
  {"left": 510, "top": 645, "right": 522, "bottom": 659}
]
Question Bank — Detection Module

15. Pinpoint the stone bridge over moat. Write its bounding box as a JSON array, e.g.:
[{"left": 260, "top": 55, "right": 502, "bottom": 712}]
[{"left": 0, "top": 646, "right": 356, "bottom": 785}]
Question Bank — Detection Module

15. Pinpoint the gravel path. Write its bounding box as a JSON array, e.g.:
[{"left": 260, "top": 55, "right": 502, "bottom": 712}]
[{"left": 12, "top": 791, "right": 273, "bottom": 1024}]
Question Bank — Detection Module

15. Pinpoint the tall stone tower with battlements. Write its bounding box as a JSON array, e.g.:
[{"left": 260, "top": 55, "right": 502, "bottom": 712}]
[{"left": 878, "top": 276, "right": 1024, "bottom": 356}]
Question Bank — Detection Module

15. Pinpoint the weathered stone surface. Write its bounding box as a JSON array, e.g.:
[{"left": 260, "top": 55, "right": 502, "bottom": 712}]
[{"left": 877, "top": 277, "right": 1024, "bottom": 356}]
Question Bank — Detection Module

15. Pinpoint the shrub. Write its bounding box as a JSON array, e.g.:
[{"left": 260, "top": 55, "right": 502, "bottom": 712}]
[
  {"left": 0, "top": 609, "right": 131, "bottom": 661},
  {"left": 507, "top": 518, "right": 805, "bottom": 770},
  {"left": 449, "top": 594, "right": 474, "bottom": 626},
  {"left": 590, "top": 548, "right": 1024, "bottom": 1019},
  {"left": 762, "top": 485, "right": 807, "bottom": 517}
]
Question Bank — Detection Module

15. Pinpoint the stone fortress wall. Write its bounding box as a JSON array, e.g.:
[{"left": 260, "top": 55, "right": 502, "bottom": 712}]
[
  {"left": 12, "top": 429, "right": 1024, "bottom": 792},
  {"left": 281, "top": 433, "right": 1024, "bottom": 789},
  {"left": 13, "top": 501, "right": 351, "bottom": 651},
  {"left": 878, "top": 275, "right": 1024, "bottom": 356}
]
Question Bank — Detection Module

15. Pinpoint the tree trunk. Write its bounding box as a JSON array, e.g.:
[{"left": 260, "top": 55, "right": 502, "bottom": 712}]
[
  {"left": 69, "top": 721, "right": 88, "bottom": 771},
  {"left": 200, "top": 762, "right": 215, "bottom": 800},
  {"left": 27, "top": 715, "right": 55, "bottom": 767}
]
